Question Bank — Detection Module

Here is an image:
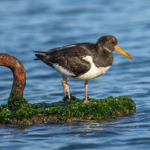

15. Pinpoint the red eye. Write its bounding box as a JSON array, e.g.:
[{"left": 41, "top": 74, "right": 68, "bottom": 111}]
[{"left": 109, "top": 40, "right": 112, "bottom": 43}]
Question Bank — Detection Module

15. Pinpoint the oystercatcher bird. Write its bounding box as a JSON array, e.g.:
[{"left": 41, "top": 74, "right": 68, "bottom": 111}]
[{"left": 34, "top": 35, "right": 134, "bottom": 103}]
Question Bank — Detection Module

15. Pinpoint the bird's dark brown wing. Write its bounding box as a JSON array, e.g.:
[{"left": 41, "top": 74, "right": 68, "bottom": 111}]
[{"left": 34, "top": 43, "right": 95, "bottom": 77}]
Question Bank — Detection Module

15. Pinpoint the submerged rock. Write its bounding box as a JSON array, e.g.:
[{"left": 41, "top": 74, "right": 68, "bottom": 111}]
[{"left": 0, "top": 95, "right": 136, "bottom": 125}]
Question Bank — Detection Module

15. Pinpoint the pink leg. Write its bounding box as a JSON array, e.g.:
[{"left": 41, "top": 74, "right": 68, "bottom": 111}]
[
  {"left": 61, "top": 75, "right": 71, "bottom": 99},
  {"left": 84, "top": 80, "right": 90, "bottom": 103}
]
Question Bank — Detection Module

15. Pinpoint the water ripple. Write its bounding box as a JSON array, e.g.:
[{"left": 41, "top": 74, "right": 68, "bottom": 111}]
[{"left": 1, "top": 0, "right": 150, "bottom": 149}]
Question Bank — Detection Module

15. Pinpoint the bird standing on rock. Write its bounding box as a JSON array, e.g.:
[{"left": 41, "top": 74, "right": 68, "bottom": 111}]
[{"left": 34, "top": 35, "right": 134, "bottom": 103}]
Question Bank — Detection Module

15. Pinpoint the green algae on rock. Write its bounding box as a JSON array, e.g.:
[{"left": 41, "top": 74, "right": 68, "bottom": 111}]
[
  {"left": 8, "top": 91, "right": 28, "bottom": 110},
  {"left": 0, "top": 95, "right": 136, "bottom": 125}
]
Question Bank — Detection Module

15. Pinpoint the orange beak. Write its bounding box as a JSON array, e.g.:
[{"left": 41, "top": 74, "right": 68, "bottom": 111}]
[{"left": 114, "top": 45, "right": 134, "bottom": 60}]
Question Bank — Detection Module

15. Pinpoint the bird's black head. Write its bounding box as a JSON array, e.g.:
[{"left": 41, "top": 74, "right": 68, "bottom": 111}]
[
  {"left": 97, "top": 35, "right": 118, "bottom": 52},
  {"left": 97, "top": 35, "right": 134, "bottom": 60}
]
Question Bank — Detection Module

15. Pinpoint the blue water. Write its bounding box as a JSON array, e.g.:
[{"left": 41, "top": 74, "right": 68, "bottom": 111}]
[{"left": 0, "top": 0, "right": 150, "bottom": 149}]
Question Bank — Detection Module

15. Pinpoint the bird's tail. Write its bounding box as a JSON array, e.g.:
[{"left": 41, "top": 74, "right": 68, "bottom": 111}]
[
  {"left": 34, "top": 54, "right": 45, "bottom": 61},
  {"left": 33, "top": 51, "right": 47, "bottom": 60},
  {"left": 33, "top": 52, "right": 53, "bottom": 68}
]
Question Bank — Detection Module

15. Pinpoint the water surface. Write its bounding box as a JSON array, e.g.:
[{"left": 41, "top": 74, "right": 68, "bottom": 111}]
[{"left": 0, "top": 0, "right": 150, "bottom": 149}]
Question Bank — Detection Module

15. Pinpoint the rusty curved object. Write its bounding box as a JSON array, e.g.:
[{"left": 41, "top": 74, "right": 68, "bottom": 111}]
[{"left": 0, "top": 53, "right": 27, "bottom": 108}]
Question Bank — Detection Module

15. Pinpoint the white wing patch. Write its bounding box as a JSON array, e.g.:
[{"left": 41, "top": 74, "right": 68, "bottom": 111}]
[
  {"left": 75, "top": 56, "right": 110, "bottom": 80},
  {"left": 53, "top": 63, "right": 76, "bottom": 77}
]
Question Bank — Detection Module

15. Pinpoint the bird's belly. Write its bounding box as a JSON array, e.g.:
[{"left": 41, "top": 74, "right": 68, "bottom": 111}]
[
  {"left": 75, "top": 66, "right": 110, "bottom": 81},
  {"left": 53, "top": 63, "right": 76, "bottom": 77}
]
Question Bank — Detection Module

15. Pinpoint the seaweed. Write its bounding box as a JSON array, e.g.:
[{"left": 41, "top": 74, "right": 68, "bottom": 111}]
[{"left": 0, "top": 95, "right": 136, "bottom": 125}]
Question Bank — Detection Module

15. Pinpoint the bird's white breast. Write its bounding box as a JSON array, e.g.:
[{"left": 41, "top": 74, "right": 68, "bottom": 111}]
[{"left": 75, "top": 56, "right": 110, "bottom": 80}]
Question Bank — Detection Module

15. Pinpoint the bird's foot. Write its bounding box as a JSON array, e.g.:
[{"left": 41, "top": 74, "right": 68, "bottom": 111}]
[
  {"left": 84, "top": 99, "right": 90, "bottom": 103},
  {"left": 61, "top": 79, "right": 71, "bottom": 100}
]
